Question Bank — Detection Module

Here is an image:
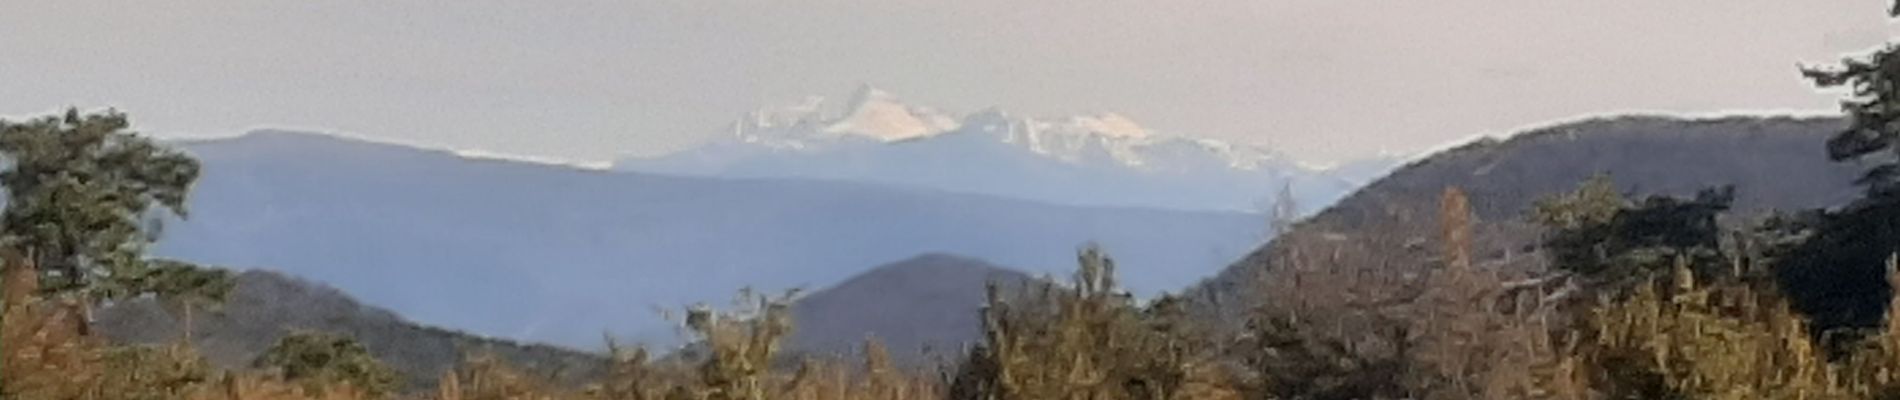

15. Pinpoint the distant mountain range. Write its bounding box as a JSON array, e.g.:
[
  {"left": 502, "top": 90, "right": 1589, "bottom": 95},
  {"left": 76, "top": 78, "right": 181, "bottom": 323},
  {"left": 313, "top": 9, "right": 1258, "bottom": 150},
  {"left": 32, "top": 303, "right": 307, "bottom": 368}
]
[
  {"left": 151, "top": 130, "right": 1262, "bottom": 349},
  {"left": 616, "top": 85, "right": 1399, "bottom": 213}
]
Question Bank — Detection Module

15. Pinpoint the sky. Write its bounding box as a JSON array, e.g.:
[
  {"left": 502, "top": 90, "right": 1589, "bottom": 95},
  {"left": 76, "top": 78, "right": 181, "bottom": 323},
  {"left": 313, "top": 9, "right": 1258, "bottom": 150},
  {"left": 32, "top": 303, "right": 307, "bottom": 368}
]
[{"left": 1, "top": 0, "right": 1894, "bottom": 164}]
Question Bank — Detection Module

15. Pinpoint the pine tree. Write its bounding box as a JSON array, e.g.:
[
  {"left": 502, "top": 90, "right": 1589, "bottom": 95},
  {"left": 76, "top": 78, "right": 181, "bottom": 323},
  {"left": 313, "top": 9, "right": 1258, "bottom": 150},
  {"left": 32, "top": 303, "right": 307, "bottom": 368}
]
[
  {"left": 0, "top": 109, "right": 217, "bottom": 322},
  {"left": 0, "top": 109, "right": 225, "bottom": 397},
  {"left": 1762, "top": 0, "right": 1900, "bottom": 336},
  {"left": 1803, "top": 3, "right": 1900, "bottom": 193}
]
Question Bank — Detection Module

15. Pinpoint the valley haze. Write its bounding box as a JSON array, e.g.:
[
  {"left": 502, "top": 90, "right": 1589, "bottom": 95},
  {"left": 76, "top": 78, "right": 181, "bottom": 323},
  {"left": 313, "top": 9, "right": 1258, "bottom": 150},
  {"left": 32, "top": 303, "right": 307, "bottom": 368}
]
[{"left": 151, "top": 129, "right": 1279, "bottom": 348}]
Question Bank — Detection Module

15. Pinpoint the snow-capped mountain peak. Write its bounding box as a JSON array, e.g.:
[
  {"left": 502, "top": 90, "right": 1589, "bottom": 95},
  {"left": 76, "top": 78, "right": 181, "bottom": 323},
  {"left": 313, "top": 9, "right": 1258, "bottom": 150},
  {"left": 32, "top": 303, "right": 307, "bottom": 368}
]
[
  {"left": 715, "top": 87, "right": 1300, "bottom": 171},
  {"left": 1065, "top": 113, "right": 1150, "bottom": 139},
  {"left": 753, "top": 95, "right": 827, "bottom": 127},
  {"left": 822, "top": 84, "right": 959, "bottom": 142},
  {"left": 997, "top": 112, "right": 1285, "bottom": 171},
  {"left": 632, "top": 86, "right": 1400, "bottom": 212},
  {"left": 728, "top": 96, "right": 832, "bottom": 150}
]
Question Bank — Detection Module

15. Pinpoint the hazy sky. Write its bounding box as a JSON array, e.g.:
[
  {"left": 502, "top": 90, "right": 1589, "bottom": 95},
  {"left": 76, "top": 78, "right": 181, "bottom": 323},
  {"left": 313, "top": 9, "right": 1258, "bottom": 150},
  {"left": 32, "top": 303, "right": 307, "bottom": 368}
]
[{"left": 2, "top": 0, "right": 1893, "bottom": 164}]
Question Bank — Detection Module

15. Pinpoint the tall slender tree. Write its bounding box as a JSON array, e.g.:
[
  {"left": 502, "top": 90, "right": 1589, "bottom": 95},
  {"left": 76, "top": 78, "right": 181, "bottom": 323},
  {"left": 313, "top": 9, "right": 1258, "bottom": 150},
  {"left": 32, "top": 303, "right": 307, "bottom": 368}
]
[
  {"left": 1269, "top": 181, "right": 1299, "bottom": 238},
  {"left": 144, "top": 259, "right": 234, "bottom": 342}
]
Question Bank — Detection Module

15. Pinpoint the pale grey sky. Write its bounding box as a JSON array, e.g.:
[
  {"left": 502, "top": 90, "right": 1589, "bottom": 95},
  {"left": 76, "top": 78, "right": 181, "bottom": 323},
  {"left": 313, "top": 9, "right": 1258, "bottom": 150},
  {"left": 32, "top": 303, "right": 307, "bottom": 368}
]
[{"left": 1, "top": 0, "right": 1892, "bottom": 164}]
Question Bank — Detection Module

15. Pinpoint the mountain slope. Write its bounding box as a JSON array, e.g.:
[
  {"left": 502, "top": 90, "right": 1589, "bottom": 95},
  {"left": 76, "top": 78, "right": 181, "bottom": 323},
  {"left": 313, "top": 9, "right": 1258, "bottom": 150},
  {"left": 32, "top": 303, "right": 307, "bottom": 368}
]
[
  {"left": 1190, "top": 115, "right": 1860, "bottom": 315},
  {"left": 152, "top": 130, "right": 1262, "bottom": 349},
  {"left": 616, "top": 85, "right": 1397, "bottom": 213},
  {"left": 786, "top": 253, "right": 1034, "bottom": 366},
  {"left": 1322, "top": 116, "right": 1857, "bottom": 226},
  {"left": 94, "top": 270, "right": 605, "bottom": 390}
]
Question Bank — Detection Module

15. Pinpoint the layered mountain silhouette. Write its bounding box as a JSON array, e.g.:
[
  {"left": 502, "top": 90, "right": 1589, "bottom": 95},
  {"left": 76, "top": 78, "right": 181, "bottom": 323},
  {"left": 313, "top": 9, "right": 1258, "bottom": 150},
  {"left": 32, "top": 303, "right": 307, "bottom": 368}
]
[
  {"left": 118, "top": 114, "right": 1869, "bottom": 384},
  {"left": 151, "top": 130, "right": 1262, "bottom": 349},
  {"left": 94, "top": 255, "right": 1038, "bottom": 385}
]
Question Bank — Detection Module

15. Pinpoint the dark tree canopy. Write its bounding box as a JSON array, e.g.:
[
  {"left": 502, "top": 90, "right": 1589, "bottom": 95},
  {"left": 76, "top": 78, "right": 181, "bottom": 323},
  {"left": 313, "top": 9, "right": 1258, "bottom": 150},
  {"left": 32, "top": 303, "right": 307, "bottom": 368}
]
[
  {"left": 1758, "top": 1, "right": 1900, "bottom": 338},
  {"left": 1773, "top": 1, "right": 1900, "bottom": 334},
  {"left": 0, "top": 109, "right": 202, "bottom": 300},
  {"left": 143, "top": 259, "right": 234, "bottom": 309},
  {"left": 255, "top": 331, "right": 401, "bottom": 396},
  {"left": 1529, "top": 176, "right": 1734, "bottom": 285},
  {"left": 1767, "top": 204, "right": 1900, "bottom": 333}
]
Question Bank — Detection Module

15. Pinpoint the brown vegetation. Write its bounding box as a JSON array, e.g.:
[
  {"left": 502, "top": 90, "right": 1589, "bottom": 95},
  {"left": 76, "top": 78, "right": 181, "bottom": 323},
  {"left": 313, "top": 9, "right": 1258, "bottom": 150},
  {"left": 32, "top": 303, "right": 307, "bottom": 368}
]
[{"left": 16, "top": 180, "right": 1900, "bottom": 400}]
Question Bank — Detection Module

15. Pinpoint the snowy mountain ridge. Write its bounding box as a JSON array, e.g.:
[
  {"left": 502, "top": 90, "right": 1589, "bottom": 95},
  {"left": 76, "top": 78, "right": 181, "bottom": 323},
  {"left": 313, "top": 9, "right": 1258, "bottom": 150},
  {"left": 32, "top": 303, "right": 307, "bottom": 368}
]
[
  {"left": 720, "top": 85, "right": 1302, "bottom": 173},
  {"left": 619, "top": 85, "right": 1401, "bottom": 213}
]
